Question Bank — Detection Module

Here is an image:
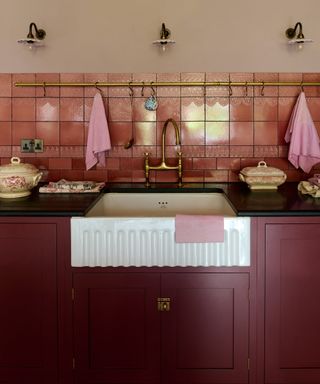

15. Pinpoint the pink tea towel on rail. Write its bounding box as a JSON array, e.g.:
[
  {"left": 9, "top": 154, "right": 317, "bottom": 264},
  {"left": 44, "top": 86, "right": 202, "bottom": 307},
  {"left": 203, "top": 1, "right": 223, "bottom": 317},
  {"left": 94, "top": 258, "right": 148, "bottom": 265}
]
[
  {"left": 86, "top": 92, "right": 111, "bottom": 170},
  {"left": 284, "top": 91, "right": 320, "bottom": 173},
  {"left": 175, "top": 214, "right": 224, "bottom": 243}
]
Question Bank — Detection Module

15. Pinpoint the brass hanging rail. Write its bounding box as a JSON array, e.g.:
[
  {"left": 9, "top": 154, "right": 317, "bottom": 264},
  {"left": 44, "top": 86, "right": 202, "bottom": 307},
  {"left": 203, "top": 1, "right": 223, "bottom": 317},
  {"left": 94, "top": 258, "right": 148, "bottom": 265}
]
[{"left": 14, "top": 81, "right": 320, "bottom": 87}]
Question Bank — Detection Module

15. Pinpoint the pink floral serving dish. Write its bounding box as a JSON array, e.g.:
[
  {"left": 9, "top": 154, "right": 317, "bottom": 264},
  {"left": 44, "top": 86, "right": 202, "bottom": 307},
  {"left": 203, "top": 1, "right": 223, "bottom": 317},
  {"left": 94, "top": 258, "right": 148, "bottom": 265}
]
[
  {"left": 239, "top": 161, "right": 287, "bottom": 190},
  {"left": 0, "top": 157, "right": 42, "bottom": 198}
]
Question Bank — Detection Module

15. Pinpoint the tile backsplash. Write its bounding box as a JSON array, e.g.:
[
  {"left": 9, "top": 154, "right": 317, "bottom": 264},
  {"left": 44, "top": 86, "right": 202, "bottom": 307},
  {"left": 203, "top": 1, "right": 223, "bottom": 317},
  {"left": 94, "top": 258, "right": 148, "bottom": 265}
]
[{"left": 1, "top": 72, "right": 320, "bottom": 183}]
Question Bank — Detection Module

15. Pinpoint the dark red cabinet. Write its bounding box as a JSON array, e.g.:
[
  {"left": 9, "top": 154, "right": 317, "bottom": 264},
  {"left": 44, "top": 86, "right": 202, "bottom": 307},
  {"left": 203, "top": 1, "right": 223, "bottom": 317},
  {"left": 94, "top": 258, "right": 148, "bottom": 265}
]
[
  {"left": 0, "top": 218, "right": 71, "bottom": 384},
  {"left": 257, "top": 218, "right": 320, "bottom": 384},
  {"left": 72, "top": 271, "right": 250, "bottom": 384}
]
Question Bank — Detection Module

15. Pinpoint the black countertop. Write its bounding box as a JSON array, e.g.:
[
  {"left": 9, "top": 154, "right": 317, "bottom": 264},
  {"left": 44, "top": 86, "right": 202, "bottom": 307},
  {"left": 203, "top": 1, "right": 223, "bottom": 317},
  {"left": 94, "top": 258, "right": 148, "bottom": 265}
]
[{"left": 0, "top": 182, "right": 320, "bottom": 217}]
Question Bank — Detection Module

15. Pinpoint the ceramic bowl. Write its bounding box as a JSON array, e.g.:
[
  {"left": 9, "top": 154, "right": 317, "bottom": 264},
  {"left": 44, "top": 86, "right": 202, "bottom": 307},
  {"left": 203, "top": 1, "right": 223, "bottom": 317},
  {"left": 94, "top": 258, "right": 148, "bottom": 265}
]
[
  {"left": 239, "top": 161, "right": 287, "bottom": 190},
  {"left": 0, "top": 157, "right": 42, "bottom": 198}
]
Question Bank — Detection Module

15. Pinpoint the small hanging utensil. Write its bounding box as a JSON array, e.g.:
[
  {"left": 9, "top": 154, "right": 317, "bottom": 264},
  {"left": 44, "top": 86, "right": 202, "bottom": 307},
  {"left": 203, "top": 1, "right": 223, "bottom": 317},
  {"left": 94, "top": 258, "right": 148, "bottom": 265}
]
[
  {"left": 124, "top": 82, "right": 135, "bottom": 149},
  {"left": 144, "top": 82, "right": 158, "bottom": 111}
]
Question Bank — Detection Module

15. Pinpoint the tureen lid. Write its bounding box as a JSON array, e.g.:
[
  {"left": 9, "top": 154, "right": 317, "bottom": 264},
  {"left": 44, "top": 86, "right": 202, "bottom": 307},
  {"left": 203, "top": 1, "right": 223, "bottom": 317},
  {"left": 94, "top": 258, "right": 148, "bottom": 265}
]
[
  {"left": 240, "top": 161, "right": 285, "bottom": 177},
  {"left": 0, "top": 157, "right": 39, "bottom": 175}
]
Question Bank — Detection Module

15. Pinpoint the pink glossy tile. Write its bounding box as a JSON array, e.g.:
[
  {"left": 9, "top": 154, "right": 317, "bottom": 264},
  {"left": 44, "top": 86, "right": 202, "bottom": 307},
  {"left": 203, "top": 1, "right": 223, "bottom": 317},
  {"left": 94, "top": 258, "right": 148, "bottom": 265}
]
[
  {"left": 180, "top": 170, "right": 204, "bottom": 183},
  {"left": 254, "top": 97, "right": 278, "bottom": 121},
  {"left": 109, "top": 122, "right": 133, "bottom": 146},
  {"left": 217, "top": 158, "right": 241, "bottom": 170},
  {"left": 35, "top": 73, "right": 60, "bottom": 97},
  {"left": 181, "top": 97, "right": 205, "bottom": 121},
  {"left": 206, "top": 145, "right": 229, "bottom": 157},
  {"left": 108, "top": 73, "right": 132, "bottom": 97},
  {"left": 132, "top": 98, "right": 156, "bottom": 121},
  {"left": 12, "top": 74, "right": 35, "bottom": 97},
  {"left": 156, "top": 97, "right": 180, "bottom": 121},
  {"left": 254, "top": 122, "right": 278, "bottom": 145},
  {"left": 12, "top": 122, "right": 36, "bottom": 144},
  {"left": 36, "top": 98, "right": 59, "bottom": 121},
  {"left": 180, "top": 145, "right": 205, "bottom": 158},
  {"left": 193, "top": 158, "right": 217, "bottom": 170},
  {"left": 307, "top": 97, "right": 320, "bottom": 121},
  {"left": 60, "top": 122, "right": 84, "bottom": 145},
  {"left": 132, "top": 170, "right": 149, "bottom": 182},
  {"left": 206, "top": 122, "right": 229, "bottom": 145},
  {"left": 132, "top": 145, "right": 156, "bottom": 158},
  {"left": 156, "top": 73, "right": 180, "bottom": 97},
  {"left": 205, "top": 72, "right": 229, "bottom": 97},
  {"left": 278, "top": 121, "right": 288, "bottom": 145},
  {"left": 72, "top": 158, "right": 86, "bottom": 170},
  {"left": 279, "top": 73, "right": 302, "bottom": 96},
  {"left": 134, "top": 122, "right": 157, "bottom": 145},
  {"left": 229, "top": 145, "right": 253, "bottom": 157},
  {"left": 60, "top": 146, "right": 83, "bottom": 158},
  {"left": 0, "top": 74, "right": 12, "bottom": 97},
  {"left": 109, "top": 145, "right": 133, "bottom": 158},
  {"left": 36, "top": 145, "right": 60, "bottom": 158},
  {"left": 60, "top": 170, "right": 84, "bottom": 180},
  {"left": 302, "top": 73, "right": 320, "bottom": 96},
  {"left": 264, "top": 157, "right": 291, "bottom": 170},
  {"left": 0, "top": 98, "right": 11, "bottom": 121},
  {"left": 36, "top": 122, "right": 59, "bottom": 145},
  {"left": 206, "top": 97, "right": 229, "bottom": 121},
  {"left": 84, "top": 73, "right": 109, "bottom": 97},
  {"left": 254, "top": 145, "right": 278, "bottom": 158},
  {"left": 108, "top": 98, "right": 132, "bottom": 122},
  {"left": 180, "top": 122, "right": 204, "bottom": 145},
  {"left": 0, "top": 146, "right": 12, "bottom": 157},
  {"left": 155, "top": 170, "right": 180, "bottom": 183},
  {"left": 230, "top": 73, "right": 254, "bottom": 97},
  {"left": 230, "top": 122, "right": 253, "bottom": 145},
  {"left": 49, "top": 157, "right": 72, "bottom": 170},
  {"left": 181, "top": 72, "right": 205, "bottom": 96},
  {"left": 105, "top": 158, "right": 120, "bottom": 170},
  {"left": 278, "top": 97, "right": 296, "bottom": 121},
  {"left": 0, "top": 122, "right": 11, "bottom": 145},
  {"left": 253, "top": 73, "right": 279, "bottom": 97},
  {"left": 120, "top": 157, "right": 144, "bottom": 171},
  {"left": 132, "top": 73, "right": 157, "bottom": 97},
  {"left": 60, "top": 73, "right": 84, "bottom": 97},
  {"left": 108, "top": 170, "right": 132, "bottom": 182},
  {"left": 230, "top": 97, "right": 253, "bottom": 121},
  {"left": 60, "top": 98, "right": 84, "bottom": 121},
  {"left": 229, "top": 170, "right": 241, "bottom": 182},
  {"left": 12, "top": 98, "right": 35, "bottom": 121},
  {"left": 204, "top": 170, "right": 229, "bottom": 182}
]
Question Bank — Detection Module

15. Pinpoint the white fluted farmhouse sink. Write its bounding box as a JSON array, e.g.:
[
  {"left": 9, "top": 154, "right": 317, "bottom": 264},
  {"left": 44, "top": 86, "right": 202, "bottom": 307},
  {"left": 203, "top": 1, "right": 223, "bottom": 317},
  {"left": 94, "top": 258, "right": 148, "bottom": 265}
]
[{"left": 71, "top": 192, "right": 250, "bottom": 267}]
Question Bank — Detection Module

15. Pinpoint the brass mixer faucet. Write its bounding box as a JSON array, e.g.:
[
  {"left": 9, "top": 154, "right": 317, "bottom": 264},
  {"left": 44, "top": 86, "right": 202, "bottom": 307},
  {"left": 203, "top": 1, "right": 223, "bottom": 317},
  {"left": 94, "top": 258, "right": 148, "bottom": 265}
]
[{"left": 144, "top": 118, "right": 182, "bottom": 186}]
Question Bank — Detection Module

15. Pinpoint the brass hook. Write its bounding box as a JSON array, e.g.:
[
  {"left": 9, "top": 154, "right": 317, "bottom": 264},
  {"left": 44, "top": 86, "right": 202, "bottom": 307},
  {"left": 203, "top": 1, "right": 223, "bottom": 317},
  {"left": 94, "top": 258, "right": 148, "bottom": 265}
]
[
  {"left": 245, "top": 81, "right": 248, "bottom": 97},
  {"left": 228, "top": 83, "right": 233, "bottom": 96},
  {"left": 141, "top": 81, "right": 145, "bottom": 97},
  {"left": 150, "top": 81, "right": 156, "bottom": 97},
  {"left": 128, "top": 81, "right": 134, "bottom": 97},
  {"left": 42, "top": 82, "right": 46, "bottom": 97},
  {"left": 261, "top": 81, "right": 265, "bottom": 97},
  {"left": 300, "top": 81, "right": 305, "bottom": 92},
  {"left": 95, "top": 81, "right": 103, "bottom": 93}
]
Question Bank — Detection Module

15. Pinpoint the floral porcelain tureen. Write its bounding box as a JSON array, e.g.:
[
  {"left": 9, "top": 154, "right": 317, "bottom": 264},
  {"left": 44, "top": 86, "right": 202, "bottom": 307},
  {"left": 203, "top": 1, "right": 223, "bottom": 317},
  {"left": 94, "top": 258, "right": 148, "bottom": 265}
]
[{"left": 0, "top": 157, "right": 42, "bottom": 198}]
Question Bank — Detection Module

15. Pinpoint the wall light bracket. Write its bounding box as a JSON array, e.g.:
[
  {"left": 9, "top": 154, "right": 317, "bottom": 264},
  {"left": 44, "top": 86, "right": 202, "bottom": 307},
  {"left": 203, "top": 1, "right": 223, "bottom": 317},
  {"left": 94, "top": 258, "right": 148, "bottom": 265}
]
[
  {"left": 285, "top": 22, "right": 313, "bottom": 49},
  {"left": 153, "top": 23, "right": 175, "bottom": 52},
  {"left": 17, "top": 22, "right": 46, "bottom": 48}
]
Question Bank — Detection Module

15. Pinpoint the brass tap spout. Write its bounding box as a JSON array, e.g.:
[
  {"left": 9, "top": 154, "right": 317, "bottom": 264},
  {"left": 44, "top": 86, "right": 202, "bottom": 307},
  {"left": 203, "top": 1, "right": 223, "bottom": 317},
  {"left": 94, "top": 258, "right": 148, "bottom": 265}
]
[{"left": 144, "top": 118, "right": 183, "bottom": 186}]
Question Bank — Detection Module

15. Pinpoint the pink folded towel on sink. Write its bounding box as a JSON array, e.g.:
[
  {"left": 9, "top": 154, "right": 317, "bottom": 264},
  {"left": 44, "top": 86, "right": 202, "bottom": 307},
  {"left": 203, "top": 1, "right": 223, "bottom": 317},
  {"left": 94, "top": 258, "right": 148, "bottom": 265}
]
[{"left": 175, "top": 214, "right": 224, "bottom": 243}]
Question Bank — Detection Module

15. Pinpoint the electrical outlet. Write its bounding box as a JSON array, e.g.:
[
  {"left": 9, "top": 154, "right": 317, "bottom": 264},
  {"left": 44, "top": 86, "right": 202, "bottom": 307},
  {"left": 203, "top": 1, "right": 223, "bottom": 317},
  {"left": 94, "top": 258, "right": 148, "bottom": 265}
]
[
  {"left": 21, "top": 139, "right": 34, "bottom": 153},
  {"left": 34, "top": 139, "right": 44, "bottom": 152}
]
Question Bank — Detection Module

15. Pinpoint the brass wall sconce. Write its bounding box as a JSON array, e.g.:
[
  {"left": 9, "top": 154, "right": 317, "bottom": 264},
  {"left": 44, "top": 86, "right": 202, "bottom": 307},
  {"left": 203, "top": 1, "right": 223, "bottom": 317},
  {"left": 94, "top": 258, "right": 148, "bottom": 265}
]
[
  {"left": 153, "top": 23, "right": 175, "bottom": 51},
  {"left": 17, "top": 22, "right": 46, "bottom": 48},
  {"left": 285, "top": 22, "right": 313, "bottom": 49}
]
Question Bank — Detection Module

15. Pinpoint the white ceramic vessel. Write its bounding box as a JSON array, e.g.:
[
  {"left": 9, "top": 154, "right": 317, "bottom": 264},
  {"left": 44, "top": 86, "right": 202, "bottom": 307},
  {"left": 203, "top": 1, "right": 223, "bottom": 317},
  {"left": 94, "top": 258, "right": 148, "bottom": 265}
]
[{"left": 0, "top": 157, "right": 42, "bottom": 198}]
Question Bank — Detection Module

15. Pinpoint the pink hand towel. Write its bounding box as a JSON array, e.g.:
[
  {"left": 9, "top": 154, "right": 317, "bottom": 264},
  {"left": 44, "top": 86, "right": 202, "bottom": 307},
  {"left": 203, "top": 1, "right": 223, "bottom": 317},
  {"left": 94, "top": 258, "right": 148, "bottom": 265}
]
[
  {"left": 284, "top": 91, "right": 320, "bottom": 173},
  {"left": 86, "top": 92, "right": 111, "bottom": 170},
  {"left": 175, "top": 215, "right": 224, "bottom": 243}
]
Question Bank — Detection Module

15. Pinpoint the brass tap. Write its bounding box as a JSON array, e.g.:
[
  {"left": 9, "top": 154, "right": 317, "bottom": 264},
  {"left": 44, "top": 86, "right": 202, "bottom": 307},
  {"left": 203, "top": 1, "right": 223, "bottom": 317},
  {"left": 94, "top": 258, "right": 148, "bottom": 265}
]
[{"left": 144, "top": 118, "right": 183, "bottom": 186}]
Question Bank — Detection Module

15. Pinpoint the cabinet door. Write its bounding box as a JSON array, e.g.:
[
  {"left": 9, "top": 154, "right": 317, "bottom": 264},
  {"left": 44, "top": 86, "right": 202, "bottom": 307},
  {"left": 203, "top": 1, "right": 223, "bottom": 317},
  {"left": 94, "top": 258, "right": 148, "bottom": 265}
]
[
  {"left": 161, "top": 273, "right": 249, "bottom": 384},
  {"left": 0, "top": 223, "right": 58, "bottom": 384},
  {"left": 73, "top": 272, "right": 161, "bottom": 384},
  {"left": 265, "top": 223, "right": 320, "bottom": 383}
]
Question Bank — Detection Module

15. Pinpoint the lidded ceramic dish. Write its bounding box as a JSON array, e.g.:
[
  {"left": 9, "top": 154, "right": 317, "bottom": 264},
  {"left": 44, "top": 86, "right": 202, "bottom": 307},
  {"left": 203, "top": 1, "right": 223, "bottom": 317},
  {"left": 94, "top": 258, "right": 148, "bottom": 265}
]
[
  {"left": 239, "top": 161, "right": 287, "bottom": 190},
  {"left": 0, "top": 157, "right": 42, "bottom": 198}
]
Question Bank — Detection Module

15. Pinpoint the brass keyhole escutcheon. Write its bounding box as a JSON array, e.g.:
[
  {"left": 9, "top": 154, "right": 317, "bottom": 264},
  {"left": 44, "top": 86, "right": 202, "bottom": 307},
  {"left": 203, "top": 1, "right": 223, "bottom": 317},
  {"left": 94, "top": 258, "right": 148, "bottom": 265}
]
[{"left": 157, "top": 297, "right": 171, "bottom": 311}]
